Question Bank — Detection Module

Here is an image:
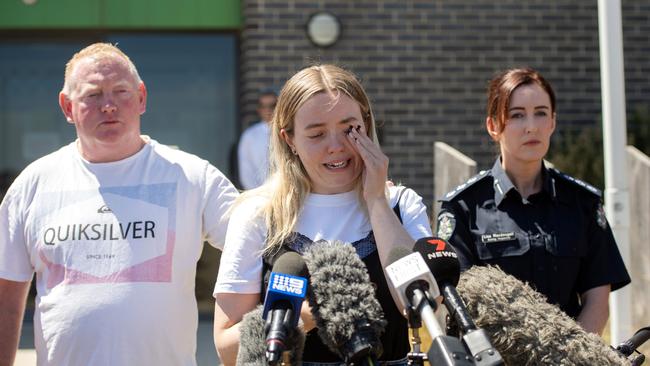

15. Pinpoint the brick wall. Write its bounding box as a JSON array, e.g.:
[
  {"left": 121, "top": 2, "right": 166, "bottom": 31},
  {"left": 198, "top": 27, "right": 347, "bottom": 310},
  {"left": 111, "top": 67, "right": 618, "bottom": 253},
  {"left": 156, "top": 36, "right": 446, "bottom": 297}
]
[{"left": 239, "top": 0, "right": 650, "bottom": 209}]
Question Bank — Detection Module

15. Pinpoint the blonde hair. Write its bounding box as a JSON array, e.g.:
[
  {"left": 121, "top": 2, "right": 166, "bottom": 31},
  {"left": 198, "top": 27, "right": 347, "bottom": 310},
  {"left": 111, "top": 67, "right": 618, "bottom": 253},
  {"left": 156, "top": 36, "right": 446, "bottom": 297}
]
[
  {"left": 240, "top": 64, "right": 380, "bottom": 254},
  {"left": 61, "top": 43, "right": 141, "bottom": 97}
]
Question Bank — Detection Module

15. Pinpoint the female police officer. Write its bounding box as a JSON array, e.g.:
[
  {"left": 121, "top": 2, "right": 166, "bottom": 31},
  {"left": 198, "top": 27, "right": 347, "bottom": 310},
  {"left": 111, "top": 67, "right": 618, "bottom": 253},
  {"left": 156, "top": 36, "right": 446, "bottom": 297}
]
[{"left": 436, "top": 67, "right": 630, "bottom": 334}]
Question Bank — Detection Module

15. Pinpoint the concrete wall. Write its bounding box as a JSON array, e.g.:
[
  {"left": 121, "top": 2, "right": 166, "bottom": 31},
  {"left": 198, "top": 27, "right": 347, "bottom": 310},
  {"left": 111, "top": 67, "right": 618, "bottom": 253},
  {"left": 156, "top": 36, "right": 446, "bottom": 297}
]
[
  {"left": 626, "top": 145, "right": 650, "bottom": 356},
  {"left": 240, "top": 0, "right": 650, "bottom": 207},
  {"left": 432, "top": 142, "right": 477, "bottom": 220}
]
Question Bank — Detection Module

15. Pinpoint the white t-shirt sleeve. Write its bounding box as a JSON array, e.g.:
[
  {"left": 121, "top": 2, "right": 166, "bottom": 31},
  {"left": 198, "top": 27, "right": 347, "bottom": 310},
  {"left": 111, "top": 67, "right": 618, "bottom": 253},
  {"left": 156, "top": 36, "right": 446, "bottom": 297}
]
[
  {"left": 0, "top": 181, "right": 34, "bottom": 281},
  {"left": 203, "top": 164, "right": 240, "bottom": 250},
  {"left": 237, "top": 128, "right": 258, "bottom": 190},
  {"left": 214, "top": 198, "right": 266, "bottom": 295},
  {"left": 392, "top": 186, "right": 432, "bottom": 240}
]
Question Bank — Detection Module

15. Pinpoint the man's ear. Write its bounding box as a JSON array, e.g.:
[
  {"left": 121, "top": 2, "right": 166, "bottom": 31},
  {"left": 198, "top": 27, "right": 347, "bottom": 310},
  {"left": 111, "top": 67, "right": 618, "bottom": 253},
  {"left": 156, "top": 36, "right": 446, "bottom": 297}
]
[
  {"left": 59, "top": 92, "right": 74, "bottom": 124},
  {"left": 138, "top": 82, "right": 147, "bottom": 115},
  {"left": 486, "top": 116, "right": 500, "bottom": 141}
]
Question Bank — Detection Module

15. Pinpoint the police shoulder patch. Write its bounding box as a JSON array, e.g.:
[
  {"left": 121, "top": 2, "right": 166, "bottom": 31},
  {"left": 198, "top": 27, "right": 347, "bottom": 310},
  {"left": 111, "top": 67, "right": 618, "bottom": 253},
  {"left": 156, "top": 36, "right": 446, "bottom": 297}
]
[
  {"left": 550, "top": 168, "right": 602, "bottom": 198},
  {"left": 436, "top": 211, "right": 456, "bottom": 240},
  {"left": 439, "top": 170, "right": 490, "bottom": 202}
]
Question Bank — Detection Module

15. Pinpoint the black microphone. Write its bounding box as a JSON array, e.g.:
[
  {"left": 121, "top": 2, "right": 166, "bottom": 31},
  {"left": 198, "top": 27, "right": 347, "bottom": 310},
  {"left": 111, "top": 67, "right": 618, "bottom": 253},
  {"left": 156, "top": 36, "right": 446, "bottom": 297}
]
[
  {"left": 236, "top": 305, "right": 306, "bottom": 366},
  {"left": 616, "top": 326, "right": 650, "bottom": 356},
  {"left": 615, "top": 326, "right": 650, "bottom": 365},
  {"left": 385, "top": 246, "right": 474, "bottom": 366},
  {"left": 456, "top": 265, "right": 629, "bottom": 365},
  {"left": 413, "top": 237, "right": 504, "bottom": 366},
  {"left": 262, "top": 251, "right": 309, "bottom": 365},
  {"left": 303, "top": 240, "right": 386, "bottom": 365}
]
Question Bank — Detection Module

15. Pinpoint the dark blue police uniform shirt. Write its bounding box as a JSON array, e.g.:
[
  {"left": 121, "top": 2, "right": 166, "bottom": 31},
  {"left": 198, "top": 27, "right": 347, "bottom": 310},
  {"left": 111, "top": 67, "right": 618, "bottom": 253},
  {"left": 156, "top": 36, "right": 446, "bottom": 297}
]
[{"left": 436, "top": 158, "right": 631, "bottom": 318}]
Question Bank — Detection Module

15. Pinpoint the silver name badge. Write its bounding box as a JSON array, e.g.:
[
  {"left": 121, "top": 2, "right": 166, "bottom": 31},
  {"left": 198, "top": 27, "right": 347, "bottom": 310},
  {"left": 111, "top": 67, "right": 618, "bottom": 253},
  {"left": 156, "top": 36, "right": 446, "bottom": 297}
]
[{"left": 481, "top": 232, "right": 516, "bottom": 243}]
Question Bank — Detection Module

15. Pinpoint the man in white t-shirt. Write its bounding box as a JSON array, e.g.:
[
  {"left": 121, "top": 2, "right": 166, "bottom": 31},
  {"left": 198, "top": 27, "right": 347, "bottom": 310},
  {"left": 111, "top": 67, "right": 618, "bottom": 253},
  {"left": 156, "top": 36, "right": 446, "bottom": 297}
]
[
  {"left": 237, "top": 90, "right": 277, "bottom": 189},
  {"left": 0, "top": 43, "right": 238, "bottom": 366}
]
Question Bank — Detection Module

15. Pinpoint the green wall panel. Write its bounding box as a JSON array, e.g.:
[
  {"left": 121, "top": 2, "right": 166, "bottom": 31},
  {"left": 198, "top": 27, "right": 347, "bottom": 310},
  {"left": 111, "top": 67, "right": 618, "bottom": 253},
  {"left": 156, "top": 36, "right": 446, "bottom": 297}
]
[
  {"left": 0, "top": 0, "right": 100, "bottom": 28},
  {"left": 0, "top": 0, "right": 241, "bottom": 29},
  {"left": 105, "top": 0, "right": 241, "bottom": 29}
]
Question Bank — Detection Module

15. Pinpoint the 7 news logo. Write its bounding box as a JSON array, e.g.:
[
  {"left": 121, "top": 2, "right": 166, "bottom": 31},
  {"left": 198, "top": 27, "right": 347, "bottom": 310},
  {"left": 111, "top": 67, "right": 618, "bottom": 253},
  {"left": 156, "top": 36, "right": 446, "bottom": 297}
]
[{"left": 426, "top": 238, "right": 458, "bottom": 258}]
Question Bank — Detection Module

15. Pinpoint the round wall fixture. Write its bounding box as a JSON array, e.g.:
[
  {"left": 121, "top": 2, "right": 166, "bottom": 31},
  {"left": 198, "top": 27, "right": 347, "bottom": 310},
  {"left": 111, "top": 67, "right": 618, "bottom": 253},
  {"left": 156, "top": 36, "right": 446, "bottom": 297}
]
[{"left": 306, "top": 12, "right": 341, "bottom": 48}]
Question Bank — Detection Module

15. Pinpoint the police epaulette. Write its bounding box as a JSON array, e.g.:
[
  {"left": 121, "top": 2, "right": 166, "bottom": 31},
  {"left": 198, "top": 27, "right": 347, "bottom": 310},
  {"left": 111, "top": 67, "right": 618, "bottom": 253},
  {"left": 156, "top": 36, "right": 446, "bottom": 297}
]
[
  {"left": 439, "top": 170, "right": 490, "bottom": 202},
  {"left": 550, "top": 168, "right": 602, "bottom": 197}
]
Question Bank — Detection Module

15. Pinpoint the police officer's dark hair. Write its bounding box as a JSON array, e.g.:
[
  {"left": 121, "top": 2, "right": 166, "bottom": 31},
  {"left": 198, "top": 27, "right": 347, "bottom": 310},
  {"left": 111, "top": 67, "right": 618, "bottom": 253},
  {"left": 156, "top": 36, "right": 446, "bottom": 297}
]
[{"left": 486, "top": 67, "right": 556, "bottom": 134}]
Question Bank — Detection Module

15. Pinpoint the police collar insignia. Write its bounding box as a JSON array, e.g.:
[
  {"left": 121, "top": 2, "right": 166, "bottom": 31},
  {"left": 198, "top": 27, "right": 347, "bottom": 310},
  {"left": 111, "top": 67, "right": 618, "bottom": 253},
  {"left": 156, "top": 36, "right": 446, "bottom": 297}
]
[{"left": 436, "top": 211, "right": 456, "bottom": 240}]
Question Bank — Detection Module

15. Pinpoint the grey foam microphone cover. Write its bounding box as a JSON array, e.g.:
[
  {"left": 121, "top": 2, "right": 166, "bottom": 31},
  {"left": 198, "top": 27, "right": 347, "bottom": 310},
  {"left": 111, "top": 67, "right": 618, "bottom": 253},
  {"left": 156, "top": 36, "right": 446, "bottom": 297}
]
[
  {"left": 456, "top": 265, "right": 629, "bottom": 365},
  {"left": 236, "top": 305, "right": 306, "bottom": 366},
  {"left": 303, "top": 240, "right": 386, "bottom": 360}
]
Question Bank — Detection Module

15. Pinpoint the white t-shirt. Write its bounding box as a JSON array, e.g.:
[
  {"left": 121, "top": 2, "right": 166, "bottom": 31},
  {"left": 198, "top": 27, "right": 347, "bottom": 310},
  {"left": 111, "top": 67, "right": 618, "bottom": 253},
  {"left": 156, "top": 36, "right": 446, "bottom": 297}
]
[
  {"left": 0, "top": 139, "right": 238, "bottom": 366},
  {"left": 215, "top": 186, "right": 432, "bottom": 294},
  {"left": 237, "top": 121, "right": 271, "bottom": 189}
]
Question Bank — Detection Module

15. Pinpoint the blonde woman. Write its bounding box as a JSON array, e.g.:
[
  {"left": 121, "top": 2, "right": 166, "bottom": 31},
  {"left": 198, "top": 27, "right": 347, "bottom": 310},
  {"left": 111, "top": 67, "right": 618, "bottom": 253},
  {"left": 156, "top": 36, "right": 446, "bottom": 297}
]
[{"left": 213, "top": 65, "right": 432, "bottom": 365}]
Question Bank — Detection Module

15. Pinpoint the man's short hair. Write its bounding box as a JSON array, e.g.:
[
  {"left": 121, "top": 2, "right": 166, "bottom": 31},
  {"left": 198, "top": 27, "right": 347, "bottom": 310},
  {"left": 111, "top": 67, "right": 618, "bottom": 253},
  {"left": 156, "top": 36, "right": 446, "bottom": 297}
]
[{"left": 62, "top": 43, "right": 142, "bottom": 96}]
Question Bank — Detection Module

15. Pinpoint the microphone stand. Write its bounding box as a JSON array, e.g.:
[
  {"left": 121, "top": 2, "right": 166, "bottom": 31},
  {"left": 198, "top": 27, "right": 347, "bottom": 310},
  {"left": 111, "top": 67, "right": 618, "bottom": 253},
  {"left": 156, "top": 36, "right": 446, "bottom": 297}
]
[
  {"left": 408, "top": 288, "right": 475, "bottom": 365},
  {"left": 406, "top": 308, "right": 427, "bottom": 366},
  {"left": 442, "top": 286, "right": 504, "bottom": 366}
]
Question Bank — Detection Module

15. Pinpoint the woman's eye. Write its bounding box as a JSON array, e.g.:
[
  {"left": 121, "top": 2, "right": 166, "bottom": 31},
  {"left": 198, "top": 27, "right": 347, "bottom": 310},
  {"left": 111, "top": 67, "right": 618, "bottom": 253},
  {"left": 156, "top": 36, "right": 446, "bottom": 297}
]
[
  {"left": 535, "top": 111, "right": 548, "bottom": 117},
  {"left": 308, "top": 133, "right": 323, "bottom": 139},
  {"left": 509, "top": 113, "right": 524, "bottom": 119}
]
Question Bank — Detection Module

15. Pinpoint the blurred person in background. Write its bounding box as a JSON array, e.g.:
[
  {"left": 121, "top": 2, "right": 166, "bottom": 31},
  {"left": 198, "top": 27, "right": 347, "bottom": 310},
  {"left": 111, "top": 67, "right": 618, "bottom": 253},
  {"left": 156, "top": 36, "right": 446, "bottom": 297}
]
[
  {"left": 237, "top": 89, "right": 278, "bottom": 189},
  {"left": 436, "top": 67, "right": 630, "bottom": 335}
]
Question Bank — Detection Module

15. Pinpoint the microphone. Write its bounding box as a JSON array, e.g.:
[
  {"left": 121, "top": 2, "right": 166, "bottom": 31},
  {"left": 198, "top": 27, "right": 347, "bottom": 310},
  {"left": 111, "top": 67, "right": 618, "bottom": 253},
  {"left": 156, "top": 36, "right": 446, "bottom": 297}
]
[
  {"left": 385, "top": 246, "right": 473, "bottom": 366},
  {"left": 413, "top": 237, "right": 504, "bottom": 366},
  {"left": 615, "top": 326, "right": 649, "bottom": 365},
  {"left": 262, "top": 251, "right": 309, "bottom": 365},
  {"left": 303, "top": 240, "right": 386, "bottom": 365},
  {"left": 236, "top": 305, "right": 306, "bottom": 366},
  {"left": 384, "top": 247, "right": 443, "bottom": 335},
  {"left": 456, "top": 265, "right": 629, "bottom": 365}
]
